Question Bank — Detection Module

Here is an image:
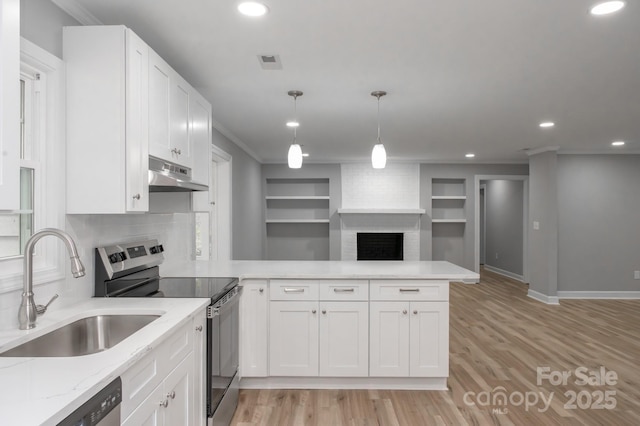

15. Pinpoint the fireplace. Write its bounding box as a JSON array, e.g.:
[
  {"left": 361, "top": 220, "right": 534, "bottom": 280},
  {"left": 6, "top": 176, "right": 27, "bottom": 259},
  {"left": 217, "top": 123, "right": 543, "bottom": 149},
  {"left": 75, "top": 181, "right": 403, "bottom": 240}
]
[{"left": 357, "top": 233, "right": 403, "bottom": 261}]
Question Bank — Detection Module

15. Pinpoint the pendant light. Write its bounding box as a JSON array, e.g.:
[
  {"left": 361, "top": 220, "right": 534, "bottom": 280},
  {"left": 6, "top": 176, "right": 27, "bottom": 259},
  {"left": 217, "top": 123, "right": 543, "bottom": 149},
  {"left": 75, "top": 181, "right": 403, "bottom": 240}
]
[
  {"left": 371, "top": 90, "right": 387, "bottom": 169},
  {"left": 287, "top": 90, "right": 303, "bottom": 169}
]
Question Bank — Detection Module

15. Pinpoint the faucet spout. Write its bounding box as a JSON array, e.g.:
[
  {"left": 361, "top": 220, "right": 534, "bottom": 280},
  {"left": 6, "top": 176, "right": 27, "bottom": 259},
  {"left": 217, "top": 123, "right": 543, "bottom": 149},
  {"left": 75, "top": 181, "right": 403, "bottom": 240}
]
[{"left": 18, "top": 228, "right": 85, "bottom": 330}]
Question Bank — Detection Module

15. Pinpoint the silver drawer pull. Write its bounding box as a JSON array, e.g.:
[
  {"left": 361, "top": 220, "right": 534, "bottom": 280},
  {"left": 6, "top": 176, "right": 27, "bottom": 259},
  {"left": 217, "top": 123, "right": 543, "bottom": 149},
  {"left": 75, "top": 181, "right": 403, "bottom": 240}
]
[
  {"left": 333, "top": 288, "right": 355, "bottom": 293},
  {"left": 399, "top": 288, "right": 420, "bottom": 293},
  {"left": 284, "top": 288, "right": 305, "bottom": 293}
]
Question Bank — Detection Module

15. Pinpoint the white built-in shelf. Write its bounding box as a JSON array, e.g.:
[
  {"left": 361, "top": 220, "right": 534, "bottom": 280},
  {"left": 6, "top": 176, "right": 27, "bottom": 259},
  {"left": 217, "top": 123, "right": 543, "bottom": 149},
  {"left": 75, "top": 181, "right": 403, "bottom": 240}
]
[
  {"left": 266, "top": 196, "right": 330, "bottom": 200},
  {"left": 266, "top": 219, "right": 330, "bottom": 224},
  {"left": 431, "top": 196, "right": 467, "bottom": 200},
  {"left": 337, "top": 208, "right": 426, "bottom": 215},
  {"left": 432, "top": 219, "right": 467, "bottom": 223}
]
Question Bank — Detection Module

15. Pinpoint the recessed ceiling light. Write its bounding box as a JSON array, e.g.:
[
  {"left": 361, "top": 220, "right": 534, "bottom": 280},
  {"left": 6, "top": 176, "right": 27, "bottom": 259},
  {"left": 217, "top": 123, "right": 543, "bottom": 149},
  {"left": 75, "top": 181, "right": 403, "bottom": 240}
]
[
  {"left": 286, "top": 121, "right": 299, "bottom": 128},
  {"left": 539, "top": 121, "right": 555, "bottom": 128},
  {"left": 612, "top": 141, "right": 625, "bottom": 146},
  {"left": 465, "top": 153, "right": 475, "bottom": 158},
  {"left": 302, "top": 153, "right": 310, "bottom": 157},
  {"left": 238, "top": 2, "right": 269, "bottom": 17},
  {"left": 590, "top": 1, "right": 625, "bottom": 15}
]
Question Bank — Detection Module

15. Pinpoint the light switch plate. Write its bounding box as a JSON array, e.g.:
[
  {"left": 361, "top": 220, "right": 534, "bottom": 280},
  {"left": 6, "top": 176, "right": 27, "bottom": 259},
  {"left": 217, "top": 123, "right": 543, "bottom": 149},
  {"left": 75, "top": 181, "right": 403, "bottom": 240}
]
[
  {"left": 634, "top": 271, "right": 640, "bottom": 280},
  {"left": 533, "top": 221, "right": 540, "bottom": 230}
]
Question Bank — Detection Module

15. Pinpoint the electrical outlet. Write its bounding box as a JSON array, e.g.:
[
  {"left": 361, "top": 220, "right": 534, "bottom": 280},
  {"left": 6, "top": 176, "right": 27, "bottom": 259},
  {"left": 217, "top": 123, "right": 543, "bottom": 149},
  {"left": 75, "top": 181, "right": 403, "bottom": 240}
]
[
  {"left": 495, "top": 253, "right": 499, "bottom": 260},
  {"left": 533, "top": 221, "right": 540, "bottom": 230},
  {"left": 634, "top": 271, "right": 640, "bottom": 280}
]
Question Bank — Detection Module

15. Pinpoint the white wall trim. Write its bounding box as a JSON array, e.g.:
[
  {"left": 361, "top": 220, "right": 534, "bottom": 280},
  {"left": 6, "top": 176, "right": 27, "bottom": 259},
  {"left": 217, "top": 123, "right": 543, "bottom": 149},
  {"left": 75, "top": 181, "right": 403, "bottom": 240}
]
[
  {"left": 211, "top": 118, "right": 262, "bottom": 163},
  {"left": 474, "top": 175, "right": 529, "bottom": 283},
  {"left": 525, "top": 146, "right": 560, "bottom": 156},
  {"left": 484, "top": 264, "right": 525, "bottom": 283},
  {"left": 557, "top": 291, "right": 640, "bottom": 300},
  {"left": 527, "top": 289, "right": 560, "bottom": 305},
  {"left": 240, "top": 377, "right": 448, "bottom": 390},
  {"left": 51, "top": 0, "right": 103, "bottom": 25}
]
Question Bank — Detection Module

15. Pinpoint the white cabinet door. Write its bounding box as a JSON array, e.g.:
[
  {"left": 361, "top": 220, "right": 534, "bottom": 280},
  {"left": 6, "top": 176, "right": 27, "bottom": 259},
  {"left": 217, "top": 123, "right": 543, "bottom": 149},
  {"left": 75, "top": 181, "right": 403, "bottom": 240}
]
[
  {"left": 192, "top": 312, "right": 207, "bottom": 426},
  {"left": 125, "top": 29, "right": 149, "bottom": 212},
  {"left": 369, "top": 302, "right": 410, "bottom": 376},
  {"left": 0, "top": 0, "right": 20, "bottom": 210},
  {"left": 409, "top": 302, "right": 449, "bottom": 377},
  {"left": 190, "top": 90, "right": 211, "bottom": 186},
  {"left": 269, "top": 301, "right": 319, "bottom": 376},
  {"left": 122, "top": 384, "right": 164, "bottom": 426},
  {"left": 240, "top": 280, "right": 269, "bottom": 377},
  {"left": 170, "top": 73, "right": 192, "bottom": 167},
  {"left": 164, "top": 353, "right": 194, "bottom": 426},
  {"left": 148, "top": 49, "right": 171, "bottom": 163},
  {"left": 319, "top": 301, "right": 368, "bottom": 377}
]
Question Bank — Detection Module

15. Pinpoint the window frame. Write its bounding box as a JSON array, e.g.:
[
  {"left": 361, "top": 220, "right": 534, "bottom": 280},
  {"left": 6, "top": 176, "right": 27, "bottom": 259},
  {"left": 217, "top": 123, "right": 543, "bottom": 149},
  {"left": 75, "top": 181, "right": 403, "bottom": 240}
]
[{"left": 0, "top": 38, "right": 66, "bottom": 293}]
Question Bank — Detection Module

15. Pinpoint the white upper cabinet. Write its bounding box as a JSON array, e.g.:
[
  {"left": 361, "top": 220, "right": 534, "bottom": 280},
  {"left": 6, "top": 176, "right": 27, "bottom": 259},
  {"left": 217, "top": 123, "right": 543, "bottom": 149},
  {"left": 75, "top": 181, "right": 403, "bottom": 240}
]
[
  {"left": 190, "top": 91, "right": 212, "bottom": 186},
  {"left": 65, "top": 25, "right": 149, "bottom": 214},
  {"left": 148, "top": 49, "right": 171, "bottom": 165},
  {"left": 169, "top": 74, "right": 192, "bottom": 167},
  {"left": 0, "top": 0, "right": 20, "bottom": 210}
]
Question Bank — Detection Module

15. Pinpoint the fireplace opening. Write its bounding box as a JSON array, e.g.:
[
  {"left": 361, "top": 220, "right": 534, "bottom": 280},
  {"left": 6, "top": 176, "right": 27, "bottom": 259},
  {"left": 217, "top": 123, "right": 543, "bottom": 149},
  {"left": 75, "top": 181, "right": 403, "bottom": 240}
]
[{"left": 357, "top": 233, "right": 403, "bottom": 261}]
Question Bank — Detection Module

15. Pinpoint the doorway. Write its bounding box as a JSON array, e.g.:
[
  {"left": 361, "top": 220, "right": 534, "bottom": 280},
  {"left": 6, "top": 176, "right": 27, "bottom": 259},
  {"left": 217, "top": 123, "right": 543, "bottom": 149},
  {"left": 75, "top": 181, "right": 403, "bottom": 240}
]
[
  {"left": 194, "top": 145, "right": 232, "bottom": 260},
  {"left": 474, "top": 175, "right": 529, "bottom": 283}
]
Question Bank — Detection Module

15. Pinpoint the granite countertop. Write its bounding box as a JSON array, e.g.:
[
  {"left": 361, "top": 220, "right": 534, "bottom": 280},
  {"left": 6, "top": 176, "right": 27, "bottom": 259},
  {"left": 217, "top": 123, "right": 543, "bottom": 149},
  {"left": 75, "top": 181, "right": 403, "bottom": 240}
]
[
  {"left": 161, "top": 260, "right": 479, "bottom": 281},
  {"left": 0, "top": 297, "right": 209, "bottom": 425}
]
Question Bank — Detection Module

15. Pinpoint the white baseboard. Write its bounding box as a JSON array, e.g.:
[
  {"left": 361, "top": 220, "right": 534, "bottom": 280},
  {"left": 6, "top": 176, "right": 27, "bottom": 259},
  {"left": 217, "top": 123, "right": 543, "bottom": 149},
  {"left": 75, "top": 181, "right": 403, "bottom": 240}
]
[
  {"left": 527, "top": 289, "right": 560, "bottom": 305},
  {"left": 484, "top": 264, "right": 525, "bottom": 282},
  {"left": 462, "top": 279, "right": 479, "bottom": 285},
  {"left": 240, "top": 377, "right": 448, "bottom": 390},
  {"left": 558, "top": 291, "right": 640, "bottom": 300}
]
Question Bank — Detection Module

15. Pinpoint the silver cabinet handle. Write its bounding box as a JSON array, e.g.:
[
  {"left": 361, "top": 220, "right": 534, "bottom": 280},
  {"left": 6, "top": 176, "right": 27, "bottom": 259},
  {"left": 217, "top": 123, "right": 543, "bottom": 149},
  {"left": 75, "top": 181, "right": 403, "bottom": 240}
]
[
  {"left": 171, "top": 148, "right": 182, "bottom": 155},
  {"left": 159, "top": 399, "right": 168, "bottom": 408},
  {"left": 402, "top": 309, "right": 407, "bottom": 314},
  {"left": 167, "top": 390, "right": 176, "bottom": 400},
  {"left": 399, "top": 288, "right": 420, "bottom": 293},
  {"left": 333, "top": 288, "right": 355, "bottom": 293},
  {"left": 195, "top": 325, "right": 203, "bottom": 332},
  {"left": 284, "top": 288, "right": 305, "bottom": 293},
  {"left": 312, "top": 309, "right": 317, "bottom": 314},
  {"left": 259, "top": 288, "right": 264, "bottom": 293},
  {"left": 413, "top": 310, "right": 418, "bottom": 315},
  {"left": 132, "top": 193, "right": 141, "bottom": 200},
  {"left": 322, "top": 310, "right": 326, "bottom": 314}
]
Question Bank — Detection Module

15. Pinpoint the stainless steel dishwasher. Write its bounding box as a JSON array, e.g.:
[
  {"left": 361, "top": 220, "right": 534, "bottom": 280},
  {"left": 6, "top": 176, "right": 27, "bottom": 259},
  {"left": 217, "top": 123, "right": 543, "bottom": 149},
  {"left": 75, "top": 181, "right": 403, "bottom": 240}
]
[{"left": 57, "top": 377, "right": 121, "bottom": 426}]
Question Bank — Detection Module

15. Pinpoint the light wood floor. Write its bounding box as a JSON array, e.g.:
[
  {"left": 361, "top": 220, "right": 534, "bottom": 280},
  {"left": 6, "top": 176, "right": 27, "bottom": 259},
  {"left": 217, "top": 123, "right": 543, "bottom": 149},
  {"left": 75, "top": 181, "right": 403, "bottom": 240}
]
[{"left": 231, "top": 269, "right": 640, "bottom": 425}]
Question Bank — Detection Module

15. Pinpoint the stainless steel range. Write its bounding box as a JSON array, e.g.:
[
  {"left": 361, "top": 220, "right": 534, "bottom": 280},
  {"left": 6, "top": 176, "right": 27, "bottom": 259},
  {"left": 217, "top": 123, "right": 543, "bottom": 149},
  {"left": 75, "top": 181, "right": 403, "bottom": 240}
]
[{"left": 95, "top": 239, "right": 239, "bottom": 426}]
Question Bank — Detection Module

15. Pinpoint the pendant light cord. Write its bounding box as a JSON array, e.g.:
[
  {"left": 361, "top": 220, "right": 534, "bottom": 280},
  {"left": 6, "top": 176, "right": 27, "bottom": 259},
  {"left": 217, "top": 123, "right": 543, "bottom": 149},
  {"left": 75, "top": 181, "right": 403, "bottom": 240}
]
[
  {"left": 293, "top": 95, "right": 297, "bottom": 142},
  {"left": 377, "top": 95, "right": 381, "bottom": 143}
]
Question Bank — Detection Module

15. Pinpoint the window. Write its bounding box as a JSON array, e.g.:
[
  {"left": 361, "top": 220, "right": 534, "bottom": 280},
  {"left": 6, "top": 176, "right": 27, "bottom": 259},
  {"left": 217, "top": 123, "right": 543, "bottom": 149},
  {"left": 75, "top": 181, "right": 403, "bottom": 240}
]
[{"left": 0, "top": 39, "right": 65, "bottom": 291}]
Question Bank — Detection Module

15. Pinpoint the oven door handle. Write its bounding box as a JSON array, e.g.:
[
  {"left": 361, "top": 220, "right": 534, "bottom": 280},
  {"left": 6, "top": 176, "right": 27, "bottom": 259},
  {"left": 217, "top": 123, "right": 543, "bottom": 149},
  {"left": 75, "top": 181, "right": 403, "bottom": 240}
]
[{"left": 208, "top": 286, "right": 241, "bottom": 318}]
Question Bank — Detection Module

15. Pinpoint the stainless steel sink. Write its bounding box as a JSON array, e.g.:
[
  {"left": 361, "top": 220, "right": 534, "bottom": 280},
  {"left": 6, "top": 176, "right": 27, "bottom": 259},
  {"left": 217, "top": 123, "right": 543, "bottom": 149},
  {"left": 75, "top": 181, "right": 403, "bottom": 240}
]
[{"left": 0, "top": 314, "right": 160, "bottom": 357}]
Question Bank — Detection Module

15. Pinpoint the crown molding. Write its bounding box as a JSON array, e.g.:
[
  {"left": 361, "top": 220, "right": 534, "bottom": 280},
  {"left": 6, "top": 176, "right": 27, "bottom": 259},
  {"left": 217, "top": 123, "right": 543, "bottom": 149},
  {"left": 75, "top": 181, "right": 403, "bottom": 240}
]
[
  {"left": 525, "top": 146, "right": 560, "bottom": 156},
  {"left": 52, "top": 0, "right": 103, "bottom": 25}
]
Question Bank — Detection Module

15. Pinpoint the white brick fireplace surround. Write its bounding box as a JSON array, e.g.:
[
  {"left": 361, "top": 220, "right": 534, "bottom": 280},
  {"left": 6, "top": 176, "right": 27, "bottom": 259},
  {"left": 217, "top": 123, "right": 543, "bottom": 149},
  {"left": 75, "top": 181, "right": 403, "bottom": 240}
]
[{"left": 340, "top": 163, "right": 423, "bottom": 260}]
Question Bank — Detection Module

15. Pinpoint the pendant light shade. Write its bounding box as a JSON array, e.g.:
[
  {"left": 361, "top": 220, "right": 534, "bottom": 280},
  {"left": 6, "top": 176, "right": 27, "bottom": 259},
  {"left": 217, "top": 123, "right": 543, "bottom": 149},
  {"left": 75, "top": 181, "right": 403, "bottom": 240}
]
[
  {"left": 288, "top": 143, "right": 303, "bottom": 168},
  {"left": 371, "top": 143, "right": 387, "bottom": 169},
  {"left": 371, "top": 91, "right": 387, "bottom": 169},
  {"left": 287, "top": 90, "right": 304, "bottom": 169}
]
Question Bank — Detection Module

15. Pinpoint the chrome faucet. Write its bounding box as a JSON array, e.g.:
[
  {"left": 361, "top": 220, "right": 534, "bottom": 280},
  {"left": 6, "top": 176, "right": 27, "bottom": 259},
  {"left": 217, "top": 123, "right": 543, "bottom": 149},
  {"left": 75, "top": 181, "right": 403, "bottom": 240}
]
[{"left": 18, "top": 228, "right": 86, "bottom": 330}]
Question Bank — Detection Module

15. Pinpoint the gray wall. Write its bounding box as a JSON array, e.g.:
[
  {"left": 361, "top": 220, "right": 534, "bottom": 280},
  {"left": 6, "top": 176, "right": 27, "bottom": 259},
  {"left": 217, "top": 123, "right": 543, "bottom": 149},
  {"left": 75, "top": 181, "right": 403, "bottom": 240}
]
[
  {"left": 484, "top": 180, "right": 524, "bottom": 276},
  {"left": 528, "top": 151, "right": 559, "bottom": 298},
  {"left": 212, "top": 129, "right": 263, "bottom": 260},
  {"left": 420, "top": 164, "right": 529, "bottom": 271},
  {"left": 558, "top": 154, "right": 640, "bottom": 292},
  {"left": 21, "top": 0, "right": 80, "bottom": 58},
  {"left": 262, "top": 164, "right": 342, "bottom": 260}
]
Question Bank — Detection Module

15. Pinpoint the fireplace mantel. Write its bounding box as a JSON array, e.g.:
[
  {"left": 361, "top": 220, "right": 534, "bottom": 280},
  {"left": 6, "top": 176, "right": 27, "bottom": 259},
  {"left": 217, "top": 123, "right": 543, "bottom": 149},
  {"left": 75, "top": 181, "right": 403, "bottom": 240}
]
[{"left": 338, "top": 208, "right": 425, "bottom": 215}]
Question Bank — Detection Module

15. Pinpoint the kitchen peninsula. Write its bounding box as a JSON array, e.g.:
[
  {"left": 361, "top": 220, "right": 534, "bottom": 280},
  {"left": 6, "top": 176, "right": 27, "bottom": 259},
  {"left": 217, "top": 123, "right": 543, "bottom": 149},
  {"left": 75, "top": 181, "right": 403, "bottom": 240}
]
[{"left": 162, "top": 260, "right": 478, "bottom": 390}]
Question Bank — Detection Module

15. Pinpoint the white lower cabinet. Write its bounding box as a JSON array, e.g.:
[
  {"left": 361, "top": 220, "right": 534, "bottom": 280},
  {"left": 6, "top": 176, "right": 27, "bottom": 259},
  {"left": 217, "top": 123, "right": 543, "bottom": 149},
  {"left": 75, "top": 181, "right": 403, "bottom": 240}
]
[
  {"left": 240, "top": 280, "right": 269, "bottom": 377},
  {"left": 370, "top": 301, "right": 448, "bottom": 377},
  {"left": 319, "top": 301, "right": 369, "bottom": 377},
  {"left": 121, "top": 311, "right": 206, "bottom": 426},
  {"left": 122, "top": 353, "right": 193, "bottom": 426},
  {"left": 269, "top": 301, "right": 319, "bottom": 376}
]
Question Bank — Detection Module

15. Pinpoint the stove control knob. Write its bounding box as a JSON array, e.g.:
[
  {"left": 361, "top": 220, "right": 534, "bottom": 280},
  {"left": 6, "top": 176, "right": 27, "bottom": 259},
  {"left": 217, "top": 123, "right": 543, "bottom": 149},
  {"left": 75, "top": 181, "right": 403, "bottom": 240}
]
[
  {"left": 150, "top": 246, "right": 158, "bottom": 254},
  {"left": 108, "top": 254, "right": 119, "bottom": 264},
  {"left": 158, "top": 244, "right": 164, "bottom": 252}
]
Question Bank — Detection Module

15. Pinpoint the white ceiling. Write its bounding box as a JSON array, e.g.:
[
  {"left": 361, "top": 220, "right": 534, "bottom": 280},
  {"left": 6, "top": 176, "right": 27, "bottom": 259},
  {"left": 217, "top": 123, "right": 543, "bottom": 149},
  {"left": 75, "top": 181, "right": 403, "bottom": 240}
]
[{"left": 63, "top": 0, "right": 640, "bottom": 163}]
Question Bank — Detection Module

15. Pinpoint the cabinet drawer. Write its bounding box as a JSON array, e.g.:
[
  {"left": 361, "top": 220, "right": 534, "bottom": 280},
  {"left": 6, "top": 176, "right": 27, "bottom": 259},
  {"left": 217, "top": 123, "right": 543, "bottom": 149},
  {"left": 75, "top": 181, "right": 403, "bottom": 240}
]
[
  {"left": 160, "top": 321, "right": 193, "bottom": 373},
  {"left": 121, "top": 349, "right": 162, "bottom": 419},
  {"left": 319, "top": 280, "right": 368, "bottom": 301},
  {"left": 370, "top": 280, "right": 449, "bottom": 301},
  {"left": 270, "top": 280, "right": 319, "bottom": 300}
]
